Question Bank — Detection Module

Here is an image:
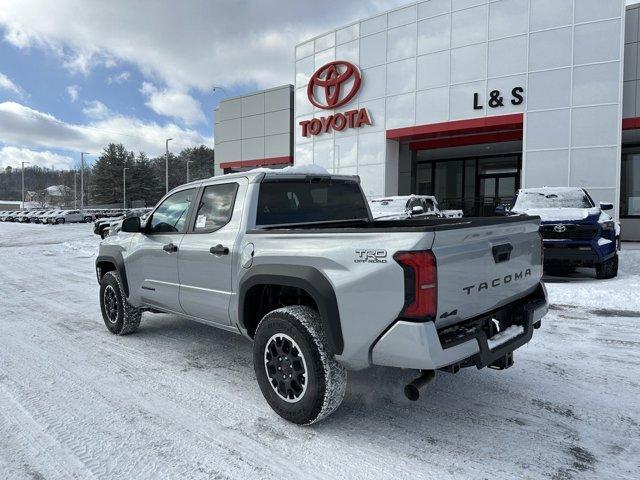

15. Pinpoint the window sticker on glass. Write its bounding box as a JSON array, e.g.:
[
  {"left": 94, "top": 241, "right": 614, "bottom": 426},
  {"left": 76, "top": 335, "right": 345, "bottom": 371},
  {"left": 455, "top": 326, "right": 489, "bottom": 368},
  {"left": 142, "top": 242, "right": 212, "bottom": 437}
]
[{"left": 196, "top": 215, "right": 207, "bottom": 229}]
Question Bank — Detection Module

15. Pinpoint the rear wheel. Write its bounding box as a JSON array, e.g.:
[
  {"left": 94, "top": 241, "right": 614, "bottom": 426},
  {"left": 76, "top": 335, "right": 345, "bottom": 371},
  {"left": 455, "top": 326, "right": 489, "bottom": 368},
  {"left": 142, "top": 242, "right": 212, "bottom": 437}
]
[
  {"left": 253, "top": 305, "right": 347, "bottom": 425},
  {"left": 99, "top": 271, "right": 142, "bottom": 334},
  {"left": 84, "top": 216, "right": 92, "bottom": 223},
  {"left": 56, "top": 218, "right": 65, "bottom": 224},
  {"left": 596, "top": 254, "right": 618, "bottom": 279}
]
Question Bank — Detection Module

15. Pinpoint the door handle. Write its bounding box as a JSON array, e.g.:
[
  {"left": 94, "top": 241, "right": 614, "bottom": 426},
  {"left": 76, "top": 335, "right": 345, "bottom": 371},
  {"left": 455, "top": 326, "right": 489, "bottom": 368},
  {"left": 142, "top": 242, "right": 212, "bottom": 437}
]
[
  {"left": 163, "top": 243, "right": 178, "bottom": 253},
  {"left": 210, "top": 244, "right": 229, "bottom": 255}
]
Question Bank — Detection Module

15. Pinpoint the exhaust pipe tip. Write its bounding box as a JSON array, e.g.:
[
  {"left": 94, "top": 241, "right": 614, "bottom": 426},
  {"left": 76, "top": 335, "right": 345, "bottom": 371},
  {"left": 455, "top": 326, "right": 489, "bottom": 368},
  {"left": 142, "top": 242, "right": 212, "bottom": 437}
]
[
  {"left": 404, "top": 370, "right": 436, "bottom": 401},
  {"left": 404, "top": 384, "right": 420, "bottom": 401}
]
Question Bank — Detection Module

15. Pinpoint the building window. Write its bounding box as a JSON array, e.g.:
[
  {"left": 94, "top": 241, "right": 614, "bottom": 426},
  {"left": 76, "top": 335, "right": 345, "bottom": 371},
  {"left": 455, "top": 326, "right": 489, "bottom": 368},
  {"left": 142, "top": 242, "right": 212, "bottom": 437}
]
[{"left": 621, "top": 149, "right": 640, "bottom": 217}]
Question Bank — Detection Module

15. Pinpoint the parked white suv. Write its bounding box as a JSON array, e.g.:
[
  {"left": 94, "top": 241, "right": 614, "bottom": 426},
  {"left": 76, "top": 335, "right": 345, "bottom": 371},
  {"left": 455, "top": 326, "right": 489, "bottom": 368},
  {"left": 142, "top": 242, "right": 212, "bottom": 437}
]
[{"left": 51, "top": 210, "right": 94, "bottom": 224}]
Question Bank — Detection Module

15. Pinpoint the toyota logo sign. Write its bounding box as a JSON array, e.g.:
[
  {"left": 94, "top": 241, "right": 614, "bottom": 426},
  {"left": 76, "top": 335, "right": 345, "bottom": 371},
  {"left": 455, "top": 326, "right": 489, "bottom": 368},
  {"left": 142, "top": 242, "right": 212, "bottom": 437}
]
[
  {"left": 554, "top": 225, "right": 567, "bottom": 233},
  {"left": 307, "top": 60, "right": 362, "bottom": 109},
  {"left": 300, "top": 60, "right": 371, "bottom": 137}
]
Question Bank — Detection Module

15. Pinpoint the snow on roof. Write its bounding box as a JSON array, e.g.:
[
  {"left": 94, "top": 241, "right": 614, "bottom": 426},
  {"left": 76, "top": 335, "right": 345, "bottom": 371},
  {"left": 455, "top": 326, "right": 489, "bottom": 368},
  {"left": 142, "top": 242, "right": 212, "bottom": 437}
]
[
  {"left": 518, "top": 186, "right": 584, "bottom": 195},
  {"left": 246, "top": 164, "right": 331, "bottom": 176}
]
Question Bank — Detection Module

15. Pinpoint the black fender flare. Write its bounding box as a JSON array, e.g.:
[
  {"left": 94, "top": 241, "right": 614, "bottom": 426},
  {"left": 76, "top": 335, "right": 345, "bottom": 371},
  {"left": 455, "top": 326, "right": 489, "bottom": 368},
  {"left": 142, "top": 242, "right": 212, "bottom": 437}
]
[
  {"left": 238, "top": 265, "right": 344, "bottom": 355},
  {"left": 96, "top": 247, "right": 130, "bottom": 297}
]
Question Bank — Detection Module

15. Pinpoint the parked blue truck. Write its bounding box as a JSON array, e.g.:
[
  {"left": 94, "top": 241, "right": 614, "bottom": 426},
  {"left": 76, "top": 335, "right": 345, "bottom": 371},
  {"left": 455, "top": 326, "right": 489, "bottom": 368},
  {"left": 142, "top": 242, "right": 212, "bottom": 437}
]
[{"left": 504, "top": 187, "right": 619, "bottom": 279}]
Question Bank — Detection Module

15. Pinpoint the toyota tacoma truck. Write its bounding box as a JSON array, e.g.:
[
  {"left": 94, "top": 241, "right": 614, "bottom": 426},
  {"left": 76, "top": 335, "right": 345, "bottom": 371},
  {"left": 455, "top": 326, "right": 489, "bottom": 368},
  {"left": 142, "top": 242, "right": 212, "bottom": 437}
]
[
  {"left": 507, "top": 187, "right": 620, "bottom": 279},
  {"left": 96, "top": 167, "right": 548, "bottom": 425}
]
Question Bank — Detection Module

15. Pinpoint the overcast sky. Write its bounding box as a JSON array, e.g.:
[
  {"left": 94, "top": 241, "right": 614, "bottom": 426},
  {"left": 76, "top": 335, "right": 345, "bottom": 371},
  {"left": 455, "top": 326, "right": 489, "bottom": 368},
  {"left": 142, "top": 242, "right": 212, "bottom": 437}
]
[
  {"left": 1, "top": 0, "right": 637, "bottom": 170},
  {"left": 0, "top": 0, "right": 411, "bottom": 170}
]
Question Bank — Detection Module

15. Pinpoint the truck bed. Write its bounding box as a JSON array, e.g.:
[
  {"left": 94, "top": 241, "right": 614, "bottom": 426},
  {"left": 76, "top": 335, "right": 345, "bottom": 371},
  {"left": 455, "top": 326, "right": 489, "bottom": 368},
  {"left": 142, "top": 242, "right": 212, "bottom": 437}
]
[{"left": 248, "top": 214, "right": 538, "bottom": 233}]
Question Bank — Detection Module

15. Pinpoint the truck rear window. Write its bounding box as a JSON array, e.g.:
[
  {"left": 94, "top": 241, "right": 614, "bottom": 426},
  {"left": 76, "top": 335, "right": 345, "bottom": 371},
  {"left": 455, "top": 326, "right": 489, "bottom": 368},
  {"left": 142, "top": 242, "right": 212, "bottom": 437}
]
[{"left": 256, "top": 179, "right": 369, "bottom": 226}]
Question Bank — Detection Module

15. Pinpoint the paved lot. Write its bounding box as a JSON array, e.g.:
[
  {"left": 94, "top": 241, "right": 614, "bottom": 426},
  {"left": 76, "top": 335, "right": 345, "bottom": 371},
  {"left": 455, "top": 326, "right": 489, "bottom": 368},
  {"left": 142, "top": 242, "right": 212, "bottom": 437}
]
[{"left": 0, "top": 222, "right": 638, "bottom": 479}]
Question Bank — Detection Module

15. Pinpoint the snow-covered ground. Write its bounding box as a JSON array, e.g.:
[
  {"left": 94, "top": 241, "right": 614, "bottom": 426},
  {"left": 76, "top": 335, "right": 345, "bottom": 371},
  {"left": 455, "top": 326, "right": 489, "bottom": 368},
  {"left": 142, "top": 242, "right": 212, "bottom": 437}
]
[{"left": 0, "top": 222, "right": 638, "bottom": 479}]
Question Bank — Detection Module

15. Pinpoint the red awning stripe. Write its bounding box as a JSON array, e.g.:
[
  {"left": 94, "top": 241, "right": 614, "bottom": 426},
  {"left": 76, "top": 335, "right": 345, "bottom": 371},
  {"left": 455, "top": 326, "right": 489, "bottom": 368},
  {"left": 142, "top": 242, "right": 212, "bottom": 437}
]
[
  {"left": 409, "top": 129, "right": 523, "bottom": 150},
  {"left": 386, "top": 113, "right": 524, "bottom": 142},
  {"left": 622, "top": 117, "right": 640, "bottom": 130}
]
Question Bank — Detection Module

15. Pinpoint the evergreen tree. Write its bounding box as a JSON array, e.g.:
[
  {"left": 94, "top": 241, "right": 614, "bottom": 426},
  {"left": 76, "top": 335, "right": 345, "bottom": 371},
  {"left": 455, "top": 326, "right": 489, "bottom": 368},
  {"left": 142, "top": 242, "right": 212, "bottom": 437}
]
[{"left": 91, "top": 144, "right": 135, "bottom": 204}]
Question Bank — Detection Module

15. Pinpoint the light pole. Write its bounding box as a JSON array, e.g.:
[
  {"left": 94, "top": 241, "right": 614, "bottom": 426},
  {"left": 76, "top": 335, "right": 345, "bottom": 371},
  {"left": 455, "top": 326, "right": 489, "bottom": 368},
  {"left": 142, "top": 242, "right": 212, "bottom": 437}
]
[
  {"left": 165, "top": 138, "right": 173, "bottom": 193},
  {"left": 21, "top": 161, "right": 30, "bottom": 210},
  {"left": 186, "top": 160, "right": 193, "bottom": 183},
  {"left": 123, "top": 167, "right": 129, "bottom": 209},
  {"left": 80, "top": 152, "right": 92, "bottom": 212},
  {"left": 74, "top": 171, "right": 78, "bottom": 208}
]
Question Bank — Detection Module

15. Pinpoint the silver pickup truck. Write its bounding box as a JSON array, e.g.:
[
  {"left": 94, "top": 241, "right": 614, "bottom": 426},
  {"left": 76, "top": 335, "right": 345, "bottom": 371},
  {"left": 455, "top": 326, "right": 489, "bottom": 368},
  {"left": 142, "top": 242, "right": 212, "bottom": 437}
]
[{"left": 96, "top": 169, "right": 548, "bottom": 425}]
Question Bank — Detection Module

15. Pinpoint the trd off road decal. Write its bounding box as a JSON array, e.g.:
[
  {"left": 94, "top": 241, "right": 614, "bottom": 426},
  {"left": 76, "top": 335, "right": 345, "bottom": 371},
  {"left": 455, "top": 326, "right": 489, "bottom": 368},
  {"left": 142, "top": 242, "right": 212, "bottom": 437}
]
[{"left": 354, "top": 250, "right": 387, "bottom": 264}]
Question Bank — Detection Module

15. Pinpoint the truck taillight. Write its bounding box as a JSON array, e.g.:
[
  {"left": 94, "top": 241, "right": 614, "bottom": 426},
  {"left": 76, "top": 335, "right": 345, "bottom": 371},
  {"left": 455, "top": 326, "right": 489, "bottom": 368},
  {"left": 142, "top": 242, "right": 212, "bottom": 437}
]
[{"left": 393, "top": 251, "right": 437, "bottom": 320}]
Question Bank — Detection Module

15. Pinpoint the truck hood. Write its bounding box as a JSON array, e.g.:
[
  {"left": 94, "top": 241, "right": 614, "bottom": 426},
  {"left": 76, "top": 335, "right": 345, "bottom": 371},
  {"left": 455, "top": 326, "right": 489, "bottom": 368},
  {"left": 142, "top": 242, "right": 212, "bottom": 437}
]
[{"left": 513, "top": 207, "right": 600, "bottom": 223}]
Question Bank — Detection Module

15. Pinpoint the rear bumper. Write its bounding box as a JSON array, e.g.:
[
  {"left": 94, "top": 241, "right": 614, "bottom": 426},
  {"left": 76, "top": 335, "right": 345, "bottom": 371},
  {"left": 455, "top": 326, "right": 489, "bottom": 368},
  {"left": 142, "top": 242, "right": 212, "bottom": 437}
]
[{"left": 370, "top": 283, "right": 548, "bottom": 370}]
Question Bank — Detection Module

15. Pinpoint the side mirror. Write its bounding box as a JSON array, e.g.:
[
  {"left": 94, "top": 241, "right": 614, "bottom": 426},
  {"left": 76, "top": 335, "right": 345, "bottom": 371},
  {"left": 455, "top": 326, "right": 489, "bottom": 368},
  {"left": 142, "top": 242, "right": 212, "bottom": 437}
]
[
  {"left": 121, "top": 216, "right": 142, "bottom": 233},
  {"left": 600, "top": 202, "right": 613, "bottom": 211},
  {"left": 411, "top": 205, "right": 424, "bottom": 215}
]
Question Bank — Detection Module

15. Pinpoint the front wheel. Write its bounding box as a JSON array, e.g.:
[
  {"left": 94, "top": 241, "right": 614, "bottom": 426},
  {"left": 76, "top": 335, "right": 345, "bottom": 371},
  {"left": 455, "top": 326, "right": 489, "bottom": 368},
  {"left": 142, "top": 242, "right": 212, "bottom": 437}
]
[
  {"left": 84, "top": 216, "right": 92, "bottom": 223},
  {"left": 99, "top": 271, "right": 142, "bottom": 334},
  {"left": 596, "top": 254, "right": 618, "bottom": 279},
  {"left": 56, "top": 218, "right": 65, "bottom": 224},
  {"left": 253, "top": 305, "right": 347, "bottom": 425}
]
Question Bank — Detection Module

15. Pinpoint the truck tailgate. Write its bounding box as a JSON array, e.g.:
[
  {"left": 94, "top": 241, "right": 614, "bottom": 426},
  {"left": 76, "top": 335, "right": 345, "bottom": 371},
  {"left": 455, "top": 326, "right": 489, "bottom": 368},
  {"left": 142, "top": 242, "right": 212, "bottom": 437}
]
[{"left": 431, "top": 216, "right": 542, "bottom": 328}]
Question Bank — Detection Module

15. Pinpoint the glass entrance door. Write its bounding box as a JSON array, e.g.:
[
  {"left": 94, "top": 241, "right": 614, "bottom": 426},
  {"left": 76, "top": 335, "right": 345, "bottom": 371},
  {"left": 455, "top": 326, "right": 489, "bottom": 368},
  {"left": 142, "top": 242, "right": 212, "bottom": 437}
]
[{"left": 478, "top": 174, "right": 518, "bottom": 216}]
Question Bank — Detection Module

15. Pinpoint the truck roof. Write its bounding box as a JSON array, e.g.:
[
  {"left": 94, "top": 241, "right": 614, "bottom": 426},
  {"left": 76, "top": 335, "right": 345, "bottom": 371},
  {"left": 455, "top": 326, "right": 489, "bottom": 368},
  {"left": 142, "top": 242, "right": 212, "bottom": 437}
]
[{"left": 182, "top": 165, "right": 359, "bottom": 187}]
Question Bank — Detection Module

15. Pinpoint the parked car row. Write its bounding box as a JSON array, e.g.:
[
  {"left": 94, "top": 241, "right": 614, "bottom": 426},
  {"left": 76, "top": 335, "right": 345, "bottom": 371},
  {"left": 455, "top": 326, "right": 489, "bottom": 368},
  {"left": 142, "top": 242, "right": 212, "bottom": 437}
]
[
  {"left": 0, "top": 209, "right": 95, "bottom": 224},
  {"left": 0, "top": 207, "right": 148, "bottom": 225}
]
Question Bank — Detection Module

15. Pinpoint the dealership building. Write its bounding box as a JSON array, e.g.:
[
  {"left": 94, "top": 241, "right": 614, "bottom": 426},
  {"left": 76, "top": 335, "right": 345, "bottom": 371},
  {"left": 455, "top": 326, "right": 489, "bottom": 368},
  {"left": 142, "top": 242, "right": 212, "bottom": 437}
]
[{"left": 214, "top": 0, "right": 640, "bottom": 240}]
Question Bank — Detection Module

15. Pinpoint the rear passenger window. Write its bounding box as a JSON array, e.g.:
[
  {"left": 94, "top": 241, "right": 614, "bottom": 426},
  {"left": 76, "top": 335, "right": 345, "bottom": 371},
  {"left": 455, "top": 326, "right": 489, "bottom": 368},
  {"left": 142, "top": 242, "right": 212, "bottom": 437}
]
[
  {"left": 192, "top": 183, "right": 238, "bottom": 233},
  {"left": 256, "top": 179, "right": 369, "bottom": 226}
]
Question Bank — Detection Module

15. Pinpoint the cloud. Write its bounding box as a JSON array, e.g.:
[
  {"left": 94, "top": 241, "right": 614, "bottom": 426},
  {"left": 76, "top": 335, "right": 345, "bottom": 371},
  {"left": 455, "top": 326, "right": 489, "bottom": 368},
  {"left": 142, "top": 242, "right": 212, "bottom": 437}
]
[
  {"left": 140, "top": 82, "right": 205, "bottom": 126},
  {"left": 66, "top": 85, "right": 79, "bottom": 103},
  {"left": 107, "top": 71, "right": 130, "bottom": 84},
  {"left": 0, "top": 0, "right": 406, "bottom": 91},
  {"left": 0, "top": 101, "right": 213, "bottom": 157},
  {"left": 82, "top": 100, "right": 111, "bottom": 119},
  {"left": 0, "top": 72, "right": 26, "bottom": 98},
  {"left": 0, "top": 145, "right": 75, "bottom": 170}
]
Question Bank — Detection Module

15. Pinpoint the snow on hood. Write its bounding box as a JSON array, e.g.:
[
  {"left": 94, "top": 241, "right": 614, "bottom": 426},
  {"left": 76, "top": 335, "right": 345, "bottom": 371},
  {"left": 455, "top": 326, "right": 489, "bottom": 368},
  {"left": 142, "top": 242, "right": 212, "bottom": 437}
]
[{"left": 514, "top": 207, "right": 600, "bottom": 222}]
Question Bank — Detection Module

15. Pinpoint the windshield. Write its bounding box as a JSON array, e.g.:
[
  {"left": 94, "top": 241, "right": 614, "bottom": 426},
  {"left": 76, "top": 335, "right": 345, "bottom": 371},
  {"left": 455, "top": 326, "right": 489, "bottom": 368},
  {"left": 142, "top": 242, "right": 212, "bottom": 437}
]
[{"left": 513, "top": 190, "right": 594, "bottom": 210}]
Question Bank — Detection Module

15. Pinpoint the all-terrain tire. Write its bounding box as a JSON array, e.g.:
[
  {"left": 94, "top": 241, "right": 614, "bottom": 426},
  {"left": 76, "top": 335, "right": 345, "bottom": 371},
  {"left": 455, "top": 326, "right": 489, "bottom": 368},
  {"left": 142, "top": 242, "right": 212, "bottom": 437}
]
[
  {"left": 253, "top": 305, "right": 347, "bottom": 425},
  {"left": 596, "top": 254, "right": 618, "bottom": 279},
  {"left": 99, "top": 271, "right": 142, "bottom": 335}
]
